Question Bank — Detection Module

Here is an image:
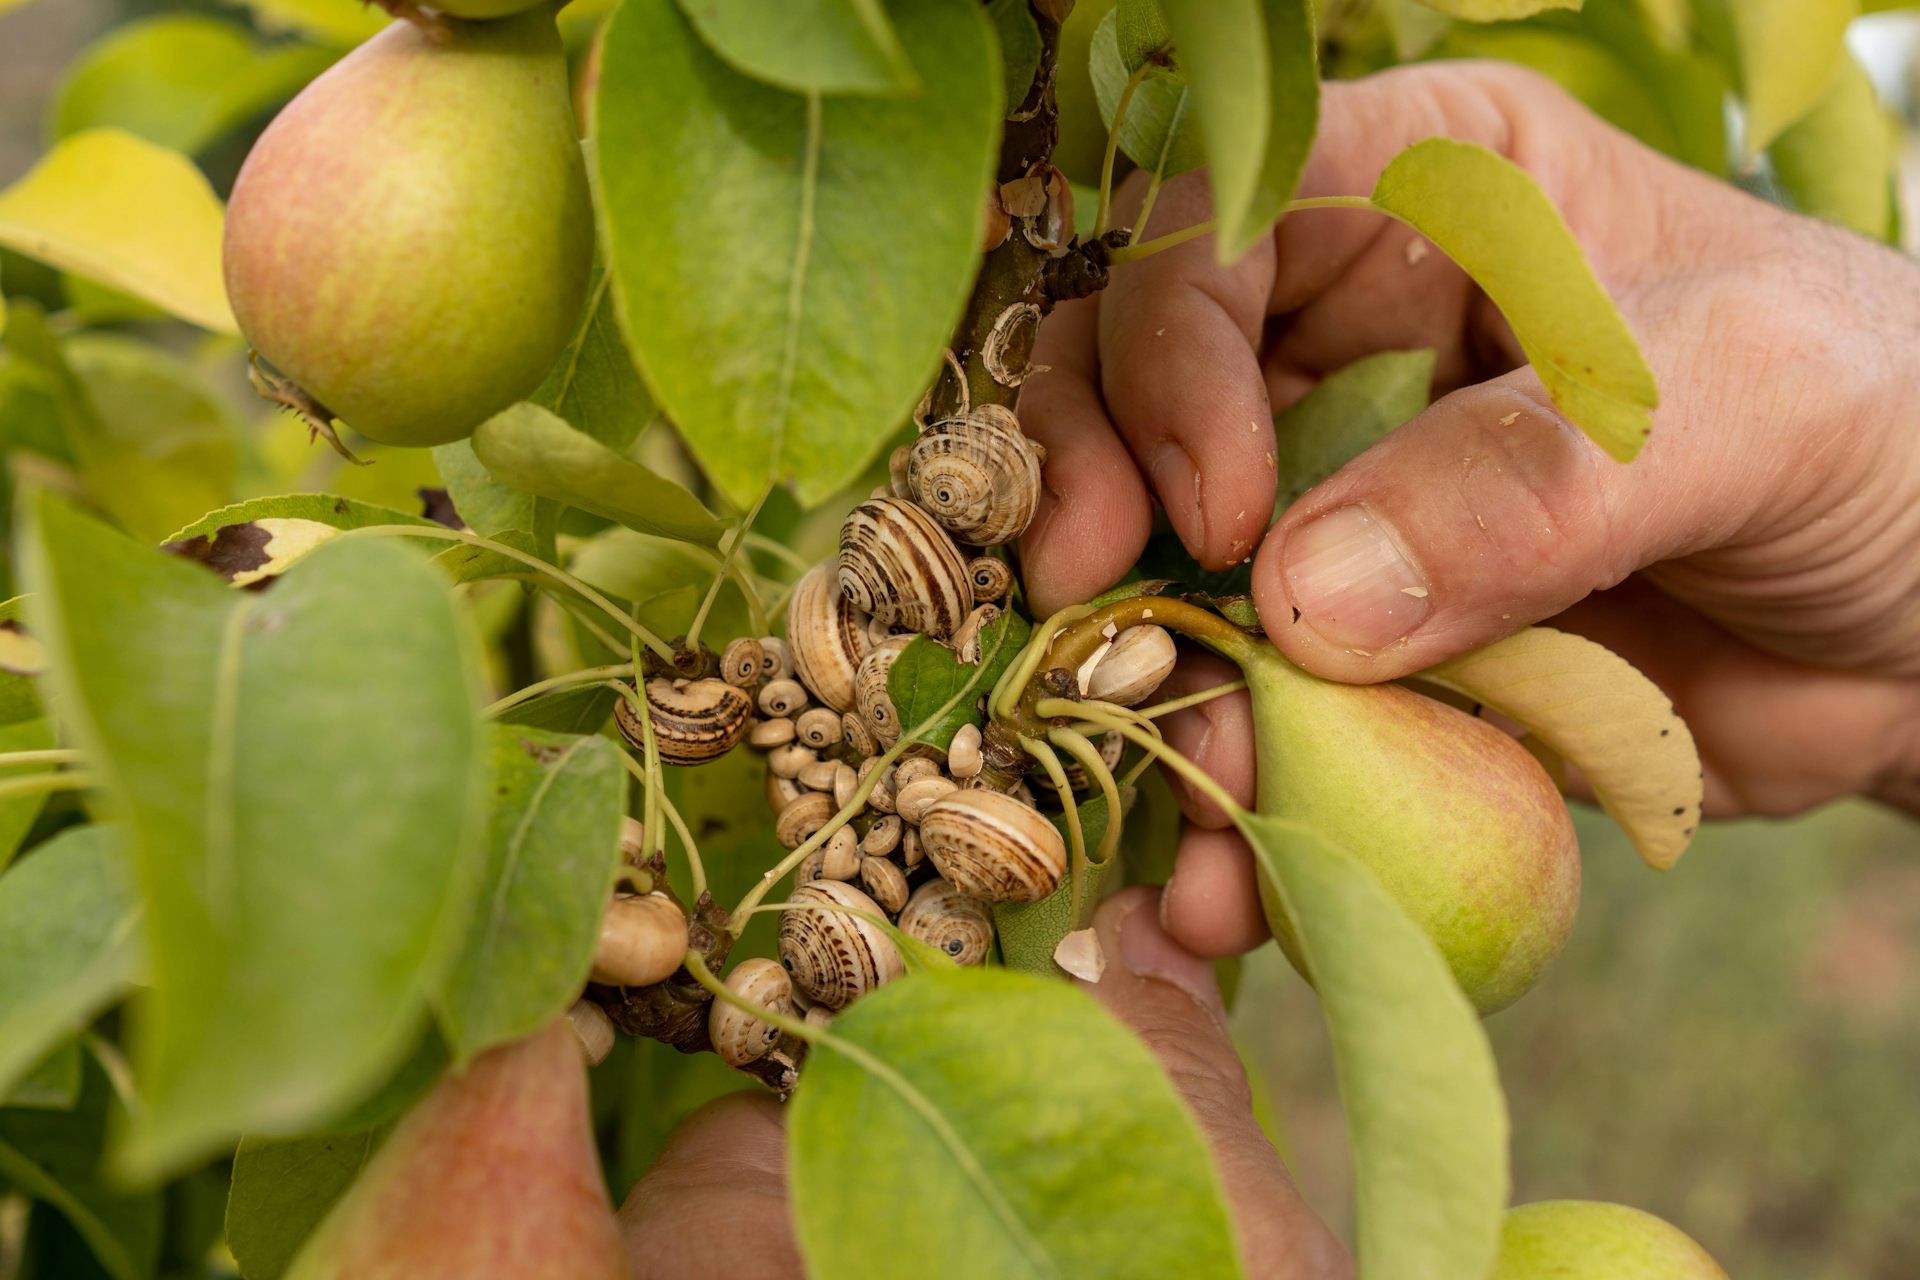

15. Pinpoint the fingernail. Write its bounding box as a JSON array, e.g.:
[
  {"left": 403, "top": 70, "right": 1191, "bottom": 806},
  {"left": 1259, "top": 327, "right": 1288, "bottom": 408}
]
[
  {"left": 1282, "top": 504, "right": 1430, "bottom": 652},
  {"left": 1119, "top": 897, "right": 1222, "bottom": 1014},
  {"left": 1147, "top": 440, "right": 1204, "bottom": 547}
]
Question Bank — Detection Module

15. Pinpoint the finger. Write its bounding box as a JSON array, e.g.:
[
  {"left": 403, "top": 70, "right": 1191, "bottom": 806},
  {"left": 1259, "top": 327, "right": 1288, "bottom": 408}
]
[
  {"left": 1018, "top": 295, "right": 1155, "bottom": 615},
  {"left": 1155, "top": 650, "right": 1257, "bottom": 827},
  {"left": 1097, "top": 172, "right": 1279, "bottom": 569},
  {"left": 1082, "top": 888, "right": 1350, "bottom": 1280},
  {"left": 1163, "top": 824, "right": 1270, "bottom": 958},
  {"left": 617, "top": 1094, "right": 801, "bottom": 1279}
]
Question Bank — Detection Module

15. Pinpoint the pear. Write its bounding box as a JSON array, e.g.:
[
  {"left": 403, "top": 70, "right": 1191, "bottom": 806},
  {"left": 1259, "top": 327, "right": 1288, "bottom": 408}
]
[
  {"left": 1491, "top": 1201, "right": 1729, "bottom": 1279},
  {"left": 286, "top": 1019, "right": 630, "bottom": 1280},
  {"left": 224, "top": 3, "right": 592, "bottom": 447},
  {"left": 1240, "top": 644, "right": 1579, "bottom": 1014}
]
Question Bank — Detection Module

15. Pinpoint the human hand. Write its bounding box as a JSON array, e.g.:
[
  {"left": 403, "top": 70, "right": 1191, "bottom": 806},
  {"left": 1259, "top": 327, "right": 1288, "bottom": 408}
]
[
  {"left": 614, "top": 887, "right": 1351, "bottom": 1279},
  {"left": 1014, "top": 62, "right": 1920, "bottom": 957}
]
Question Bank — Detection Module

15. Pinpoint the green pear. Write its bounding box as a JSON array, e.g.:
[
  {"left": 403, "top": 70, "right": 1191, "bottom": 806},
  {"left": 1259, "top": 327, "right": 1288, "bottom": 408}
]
[
  {"left": 286, "top": 1019, "right": 629, "bottom": 1280},
  {"left": 1491, "top": 1201, "right": 1729, "bottom": 1279},
  {"left": 1241, "top": 644, "right": 1579, "bottom": 1013},
  {"left": 223, "top": 3, "right": 592, "bottom": 447}
]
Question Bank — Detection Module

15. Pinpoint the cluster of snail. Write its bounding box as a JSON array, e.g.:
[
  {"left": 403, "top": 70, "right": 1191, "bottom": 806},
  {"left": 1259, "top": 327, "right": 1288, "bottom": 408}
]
[{"left": 595, "top": 402, "right": 1181, "bottom": 1072}]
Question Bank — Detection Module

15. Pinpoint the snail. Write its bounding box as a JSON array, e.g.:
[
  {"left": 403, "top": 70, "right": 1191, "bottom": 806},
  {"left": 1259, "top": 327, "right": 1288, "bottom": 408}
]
[
  {"left": 1085, "top": 624, "right": 1178, "bottom": 708},
  {"left": 898, "top": 878, "right": 994, "bottom": 966},
  {"left": 765, "top": 771, "right": 805, "bottom": 813},
  {"left": 787, "top": 559, "right": 874, "bottom": 713},
  {"left": 860, "top": 855, "right": 910, "bottom": 914},
  {"left": 719, "top": 636, "right": 765, "bottom": 688},
  {"left": 896, "top": 775, "right": 959, "bottom": 824},
  {"left": 567, "top": 999, "right": 617, "bottom": 1067},
  {"left": 854, "top": 635, "right": 914, "bottom": 746},
  {"left": 756, "top": 635, "right": 792, "bottom": 682},
  {"left": 778, "top": 880, "right": 906, "bottom": 1009},
  {"left": 775, "top": 791, "right": 834, "bottom": 850},
  {"left": 747, "top": 717, "right": 795, "bottom": 750},
  {"left": 794, "top": 707, "right": 843, "bottom": 750},
  {"left": 820, "top": 826, "right": 862, "bottom": 881},
  {"left": 615, "top": 678, "right": 752, "bottom": 766},
  {"left": 831, "top": 762, "right": 860, "bottom": 810},
  {"left": 767, "top": 742, "right": 817, "bottom": 780},
  {"left": 917, "top": 789, "right": 1067, "bottom": 903},
  {"left": 590, "top": 892, "right": 687, "bottom": 987},
  {"left": 707, "top": 958, "right": 792, "bottom": 1067},
  {"left": 894, "top": 756, "right": 943, "bottom": 789},
  {"left": 967, "top": 557, "right": 1013, "bottom": 603},
  {"left": 861, "top": 814, "right": 903, "bottom": 856},
  {"left": 838, "top": 498, "right": 971, "bottom": 638},
  {"left": 797, "top": 759, "right": 842, "bottom": 793},
  {"left": 618, "top": 815, "right": 647, "bottom": 867},
  {"left": 841, "top": 709, "right": 879, "bottom": 758},
  {"left": 757, "top": 678, "right": 809, "bottom": 719},
  {"left": 947, "top": 723, "right": 984, "bottom": 780},
  {"left": 906, "top": 405, "right": 1042, "bottom": 547}
]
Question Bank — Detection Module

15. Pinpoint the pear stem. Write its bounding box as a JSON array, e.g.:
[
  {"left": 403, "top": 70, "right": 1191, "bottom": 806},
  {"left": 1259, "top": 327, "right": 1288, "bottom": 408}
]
[
  {"left": 1047, "top": 726, "right": 1125, "bottom": 877},
  {"left": 1021, "top": 735, "right": 1089, "bottom": 923},
  {"left": 1042, "top": 698, "right": 1247, "bottom": 825}
]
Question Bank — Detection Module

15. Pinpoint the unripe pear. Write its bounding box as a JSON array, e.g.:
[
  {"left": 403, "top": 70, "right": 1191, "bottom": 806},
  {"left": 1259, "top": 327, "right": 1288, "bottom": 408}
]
[
  {"left": 224, "top": 4, "right": 592, "bottom": 447},
  {"left": 1242, "top": 645, "right": 1579, "bottom": 1013},
  {"left": 1491, "top": 1201, "right": 1729, "bottom": 1278},
  {"left": 286, "top": 1019, "right": 629, "bottom": 1280}
]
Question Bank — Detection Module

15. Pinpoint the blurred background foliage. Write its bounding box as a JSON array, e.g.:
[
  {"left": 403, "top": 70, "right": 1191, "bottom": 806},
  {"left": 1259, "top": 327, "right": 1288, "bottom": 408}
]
[{"left": 0, "top": 2, "right": 1916, "bottom": 1278}]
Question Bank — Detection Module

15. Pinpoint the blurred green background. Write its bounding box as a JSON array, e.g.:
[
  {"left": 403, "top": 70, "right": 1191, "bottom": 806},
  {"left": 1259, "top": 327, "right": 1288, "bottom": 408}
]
[{"left": 2, "top": 3, "right": 1918, "bottom": 1279}]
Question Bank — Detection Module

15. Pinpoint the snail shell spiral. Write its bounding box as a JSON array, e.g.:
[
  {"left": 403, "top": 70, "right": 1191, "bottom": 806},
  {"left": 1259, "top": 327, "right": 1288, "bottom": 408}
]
[
  {"left": 898, "top": 878, "right": 994, "bottom": 966},
  {"left": 837, "top": 498, "right": 971, "bottom": 638},
  {"left": 778, "top": 880, "right": 906, "bottom": 1009},
  {"left": 907, "top": 405, "right": 1042, "bottom": 547},
  {"left": 787, "top": 559, "right": 874, "bottom": 713}
]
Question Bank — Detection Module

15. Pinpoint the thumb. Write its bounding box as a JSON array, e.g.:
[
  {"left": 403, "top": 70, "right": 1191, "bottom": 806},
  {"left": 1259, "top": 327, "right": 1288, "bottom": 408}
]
[{"left": 1082, "top": 888, "right": 1350, "bottom": 1280}]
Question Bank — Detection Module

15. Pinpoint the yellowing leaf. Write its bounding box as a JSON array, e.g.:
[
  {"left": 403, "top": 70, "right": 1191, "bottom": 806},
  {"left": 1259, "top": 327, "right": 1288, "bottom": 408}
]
[
  {"left": 1367, "top": 139, "right": 1658, "bottom": 461},
  {"left": 1420, "top": 627, "right": 1703, "bottom": 870},
  {"left": 0, "top": 130, "right": 235, "bottom": 332},
  {"left": 1771, "top": 55, "right": 1897, "bottom": 241},
  {"left": 1730, "top": 0, "right": 1858, "bottom": 157}
]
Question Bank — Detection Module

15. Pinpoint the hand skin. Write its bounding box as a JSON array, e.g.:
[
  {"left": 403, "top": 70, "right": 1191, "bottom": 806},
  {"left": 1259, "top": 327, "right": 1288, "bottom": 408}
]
[
  {"left": 616, "top": 888, "right": 1351, "bottom": 1280},
  {"left": 1013, "top": 62, "right": 1920, "bottom": 958}
]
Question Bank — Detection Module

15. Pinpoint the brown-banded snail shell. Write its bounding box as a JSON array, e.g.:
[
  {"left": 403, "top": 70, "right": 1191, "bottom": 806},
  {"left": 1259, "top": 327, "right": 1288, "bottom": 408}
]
[
  {"left": 787, "top": 559, "right": 873, "bottom": 713},
  {"left": 906, "top": 405, "right": 1042, "bottom": 547},
  {"left": 967, "top": 557, "right": 1013, "bottom": 602},
  {"left": 860, "top": 758, "right": 897, "bottom": 814},
  {"left": 860, "top": 855, "right": 910, "bottom": 914},
  {"left": 616, "top": 678, "right": 752, "bottom": 766},
  {"left": 950, "top": 603, "right": 1003, "bottom": 665},
  {"left": 918, "top": 789, "right": 1067, "bottom": 903},
  {"left": 775, "top": 791, "right": 834, "bottom": 850},
  {"left": 590, "top": 892, "right": 687, "bottom": 987},
  {"left": 889, "top": 444, "right": 913, "bottom": 498},
  {"left": 708, "top": 958, "right": 792, "bottom": 1067},
  {"left": 1085, "top": 624, "right": 1178, "bottom": 708},
  {"left": 778, "top": 880, "right": 906, "bottom": 1009},
  {"left": 898, "top": 878, "right": 994, "bottom": 966},
  {"left": 720, "top": 637, "right": 765, "bottom": 688},
  {"left": 854, "top": 635, "right": 914, "bottom": 746},
  {"left": 838, "top": 498, "right": 971, "bottom": 637},
  {"left": 795, "top": 707, "right": 842, "bottom": 750}
]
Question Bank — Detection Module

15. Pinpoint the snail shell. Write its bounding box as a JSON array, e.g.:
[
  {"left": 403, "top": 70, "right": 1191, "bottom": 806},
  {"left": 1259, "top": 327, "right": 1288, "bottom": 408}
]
[
  {"left": 967, "top": 557, "right": 1013, "bottom": 602},
  {"left": 1061, "top": 730, "right": 1124, "bottom": 793},
  {"left": 720, "top": 637, "right": 765, "bottom": 688},
  {"left": 896, "top": 775, "right": 959, "bottom": 825},
  {"left": 756, "top": 636, "right": 792, "bottom": 682},
  {"left": 567, "top": 999, "right": 617, "bottom": 1066},
  {"left": 775, "top": 791, "right": 834, "bottom": 850},
  {"left": 898, "top": 878, "right": 994, "bottom": 966},
  {"left": 918, "top": 789, "right": 1066, "bottom": 903},
  {"left": 862, "top": 814, "right": 903, "bottom": 856},
  {"left": 616, "top": 678, "right": 752, "bottom": 766},
  {"left": 779, "top": 880, "right": 906, "bottom": 1009},
  {"left": 831, "top": 762, "right": 860, "bottom": 810},
  {"left": 1085, "top": 624, "right": 1178, "bottom": 708},
  {"left": 757, "top": 678, "right": 809, "bottom": 719},
  {"left": 950, "top": 603, "right": 1002, "bottom": 665},
  {"left": 888, "top": 444, "right": 913, "bottom": 499},
  {"left": 787, "top": 560, "right": 874, "bottom": 713},
  {"left": 900, "top": 823, "right": 924, "bottom": 869},
  {"left": 860, "top": 855, "right": 910, "bottom": 914},
  {"left": 767, "top": 742, "right": 817, "bottom": 780},
  {"left": 854, "top": 636, "right": 914, "bottom": 747},
  {"left": 895, "top": 756, "right": 942, "bottom": 789},
  {"left": 795, "top": 707, "right": 843, "bottom": 750},
  {"left": 747, "top": 717, "right": 795, "bottom": 750},
  {"left": 860, "top": 758, "right": 898, "bottom": 815},
  {"left": 708, "top": 958, "right": 792, "bottom": 1067},
  {"left": 797, "top": 759, "right": 841, "bottom": 793},
  {"left": 947, "top": 723, "right": 983, "bottom": 780},
  {"left": 821, "top": 826, "right": 863, "bottom": 881},
  {"left": 838, "top": 498, "right": 971, "bottom": 637},
  {"left": 906, "top": 405, "right": 1042, "bottom": 547},
  {"left": 591, "top": 892, "right": 687, "bottom": 987},
  {"left": 841, "top": 710, "right": 878, "bottom": 758},
  {"left": 618, "top": 816, "right": 648, "bottom": 867},
  {"left": 766, "top": 771, "right": 805, "bottom": 813}
]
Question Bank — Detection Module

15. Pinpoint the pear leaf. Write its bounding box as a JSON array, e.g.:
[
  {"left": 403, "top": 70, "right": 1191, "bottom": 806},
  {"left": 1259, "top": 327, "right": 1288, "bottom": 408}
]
[
  {"left": 165, "top": 495, "right": 520, "bottom": 589},
  {"left": 672, "top": 0, "right": 918, "bottom": 95},
  {"left": 993, "top": 789, "right": 1127, "bottom": 974},
  {"left": 888, "top": 609, "right": 1031, "bottom": 751},
  {"left": 1418, "top": 626, "right": 1703, "bottom": 870},
  {"left": 1366, "top": 138, "right": 1659, "bottom": 461},
  {"left": 0, "top": 718, "right": 58, "bottom": 870},
  {"left": 1272, "top": 348, "right": 1435, "bottom": 511},
  {"left": 988, "top": 0, "right": 1042, "bottom": 113},
  {"left": 0, "top": 129, "right": 235, "bottom": 332},
  {"left": 1090, "top": 11, "right": 1204, "bottom": 180},
  {"left": 1413, "top": 0, "right": 1577, "bottom": 17},
  {"left": 1233, "top": 812, "right": 1508, "bottom": 1280},
  {"left": 533, "top": 264, "right": 658, "bottom": 452},
  {"left": 471, "top": 403, "right": 728, "bottom": 548},
  {"left": 227, "top": 1131, "right": 377, "bottom": 1280},
  {"left": 1115, "top": 0, "right": 1174, "bottom": 69},
  {"left": 789, "top": 967, "right": 1243, "bottom": 1279},
  {"left": 1728, "top": 0, "right": 1857, "bottom": 157},
  {"left": 1771, "top": 54, "right": 1898, "bottom": 242}
]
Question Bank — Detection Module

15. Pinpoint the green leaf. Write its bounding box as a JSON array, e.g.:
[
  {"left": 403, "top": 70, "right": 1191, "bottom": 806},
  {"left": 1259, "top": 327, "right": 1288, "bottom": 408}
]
[
  {"left": 7, "top": 1041, "right": 82, "bottom": 1111},
  {"left": 436, "top": 727, "right": 626, "bottom": 1061},
  {"left": 22, "top": 495, "right": 488, "bottom": 1178},
  {"left": 1771, "top": 55, "right": 1897, "bottom": 241},
  {"left": 1727, "top": 0, "right": 1857, "bottom": 157},
  {"left": 532, "top": 265, "right": 657, "bottom": 452},
  {"left": 988, "top": 0, "right": 1043, "bottom": 113},
  {"left": 0, "top": 717, "right": 58, "bottom": 870},
  {"left": 1381, "top": 0, "right": 1452, "bottom": 59},
  {"left": 226, "top": 1131, "right": 375, "bottom": 1280},
  {"left": 790, "top": 967, "right": 1242, "bottom": 1279},
  {"left": 0, "top": 130, "right": 235, "bottom": 332},
  {"left": 569, "top": 528, "right": 755, "bottom": 655},
  {"left": 1115, "top": 0, "right": 1174, "bottom": 68},
  {"left": 887, "top": 610, "right": 1031, "bottom": 751},
  {"left": 1272, "top": 349, "right": 1434, "bottom": 511},
  {"left": 53, "top": 16, "right": 333, "bottom": 155},
  {"left": 673, "top": 0, "right": 918, "bottom": 94},
  {"left": 596, "top": 0, "right": 1001, "bottom": 508},
  {"left": 1415, "top": 0, "right": 1578, "bottom": 16},
  {"left": 1154, "top": 0, "right": 1319, "bottom": 260},
  {"left": 471, "top": 403, "right": 728, "bottom": 548},
  {"left": 1366, "top": 138, "right": 1659, "bottom": 461},
  {"left": 218, "top": 0, "right": 387, "bottom": 44},
  {"left": 0, "top": 826, "right": 142, "bottom": 1101},
  {"left": 0, "top": 596, "right": 48, "bottom": 728},
  {"left": 993, "top": 790, "right": 1126, "bottom": 973},
  {"left": 1232, "top": 813, "right": 1508, "bottom": 1280},
  {"left": 432, "top": 439, "right": 560, "bottom": 563},
  {"left": 497, "top": 685, "right": 619, "bottom": 736},
  {"left": 1091, "top": 10, "right": 1204, "bottom": 180},
  {"left": 0, "top": 1055, "right": 162, "bottom": 1280}
]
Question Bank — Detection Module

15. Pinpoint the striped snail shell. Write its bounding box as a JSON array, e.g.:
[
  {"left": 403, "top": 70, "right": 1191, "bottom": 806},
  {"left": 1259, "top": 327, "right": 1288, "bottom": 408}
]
[
  {"left": 708, "top": 958, "right": 792, "bottom": 1067},
  {"left": 779, "top": 880, "right": 906, "bottom": 1009},
  {"left": 906, "top": 405, "right": 1042, "bottom": 547},
  {"left": 898, "top": 878, "right": 994, "bottom": 966},
  {"left": 787, "top": 559, "right": 873, "bottom": 714},
  {"left": 967, "top": 557, "right": 1013, "bottom": 602},
  {"left": 1085, "top": 624, "right": 1178, "bottom": 708},
  {"left": 616, "top": 678, "right": 752, "bottom": 766},
  {"left": 854, "top": 635, "right": 914, "bottom": 747},
  {"left": 837, "top": 498, "right": 971, "bottom": 638},
  {"left": 918, "top": 789, "right": 1067, "bottom": 903},
  {"left": 776, "top": 791, "right": 834, "bottom": 850}
]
